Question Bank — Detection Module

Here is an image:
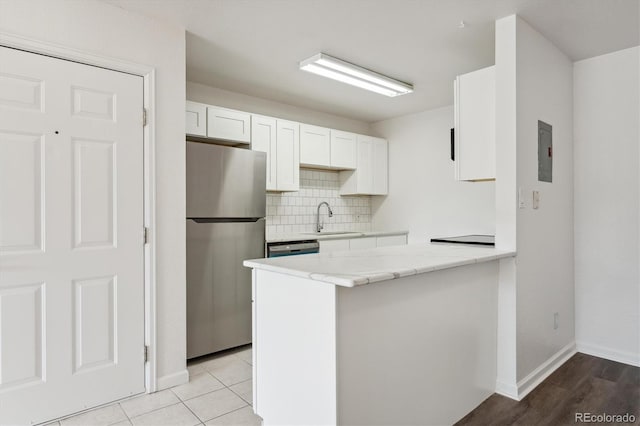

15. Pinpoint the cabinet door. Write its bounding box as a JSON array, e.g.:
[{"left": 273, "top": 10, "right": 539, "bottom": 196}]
[
  {"left": 356, "top": 136, "right": 374, "bottom": 194},
  {"left": 376, "top": 234, "right": 407, "bottom": 247},
  {"left": 349, "top": 237, "right": 376, "bottom": 250},
  {"left": 454, "top": 66, "right": 495, "bottom": 181},
  {"left": 207, "top": 106, "right": 251, "bottom": 143},
  {"left": 300, "top": 124, "right": 330, "bottom": 167},
  {"left": 252, "top": 115, "right": 277, "bottom": 191},
  {"left": 276, "top": 120, "right": 300, "bottom": 192},
  {"left": 186, "top": 101, "right": 207, "bottom": 137},
  {"left": 319, "top": 239, "right": 349, "bottom": 253},
  {"left": 330, "top": 130, "right": 357, "bottom": 169},
  {"left": 372, "top": 137, "right": 388, "bottom": 195}
]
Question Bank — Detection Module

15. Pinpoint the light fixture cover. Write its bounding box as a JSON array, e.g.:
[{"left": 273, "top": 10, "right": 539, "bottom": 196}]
[{"left": 299, "top": 53, "right": 413, "bottom": 97}]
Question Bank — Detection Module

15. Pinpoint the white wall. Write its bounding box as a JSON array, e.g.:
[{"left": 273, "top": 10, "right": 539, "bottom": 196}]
[
  {"left": 514, "top": 16, "right": 575, "bottom": 382},
  {"left": 495, "top": 15, "right": 575, "bottom": 391},
  {"left": 370, "top": 106, "right": 495, "bottom": 243},
  {"left": 574, "top": 46, "right": 640, "bottom": 366},
  {"left": 0, "top": 0, "right": 187, "bottom": 387},
  {"left": 187, "top": 81, "right": 371, "bottom": 135}
]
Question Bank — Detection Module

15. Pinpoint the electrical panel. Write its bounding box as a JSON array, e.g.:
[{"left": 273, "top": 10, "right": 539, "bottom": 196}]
[{"left": 538, "top": 120, "right": 552, "bottom": 182}]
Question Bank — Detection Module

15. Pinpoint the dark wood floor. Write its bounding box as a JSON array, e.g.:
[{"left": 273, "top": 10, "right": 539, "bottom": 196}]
[{"left": 456, "top": 353, "right": 640, "bottom": 425}]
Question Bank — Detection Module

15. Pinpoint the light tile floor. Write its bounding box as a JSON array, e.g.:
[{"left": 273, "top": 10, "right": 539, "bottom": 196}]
[{"left": 47, "top": 345, "right": 261, "bottom": 426}]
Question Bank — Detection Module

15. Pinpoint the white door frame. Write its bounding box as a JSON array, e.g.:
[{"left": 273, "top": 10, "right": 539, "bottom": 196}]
[{"left": 0, "top": 31, "right": 159, "bottom": 393}]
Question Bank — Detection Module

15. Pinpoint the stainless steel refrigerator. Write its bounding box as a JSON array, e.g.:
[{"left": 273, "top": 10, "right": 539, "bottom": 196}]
[{"left": 186, "top": 141, "right": 266, "bottom": 359}]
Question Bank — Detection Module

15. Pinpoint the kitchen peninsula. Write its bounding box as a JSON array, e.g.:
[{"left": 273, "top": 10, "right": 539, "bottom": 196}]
[{"left": 244, "top": 243, "right": 516, "bottom": 425}]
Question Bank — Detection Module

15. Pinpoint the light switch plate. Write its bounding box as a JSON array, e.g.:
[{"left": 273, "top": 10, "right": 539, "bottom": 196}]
[{"left": 533, "top": 190, "right": 540, "bottom": 209}]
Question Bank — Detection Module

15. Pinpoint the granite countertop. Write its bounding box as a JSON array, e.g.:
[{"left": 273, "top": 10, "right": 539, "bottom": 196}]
[
  {"left": 266, "top": 230, "right": 409, "bottom": 243},
  {"left": 244, "top": 243, "right": 516, "bottom": 287}
]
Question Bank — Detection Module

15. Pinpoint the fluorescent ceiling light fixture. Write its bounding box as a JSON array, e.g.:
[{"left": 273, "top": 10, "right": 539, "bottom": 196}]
[{"left": 299, "top": 53, "right": 413, "bottom": 97}]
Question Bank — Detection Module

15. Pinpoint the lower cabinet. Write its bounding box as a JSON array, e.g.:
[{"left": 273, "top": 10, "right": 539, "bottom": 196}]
[
  {"left": 349, "top": 237, "right": 376, "bottom": 250},
  {"left": 376, "top": 234, "right": 407, "bottom": 247},
  {"left": 318, "top": 239, "right": 350, "bottom": 253},
  {"left": 319, "top": 234, "right": 407, "bottom": 254}
]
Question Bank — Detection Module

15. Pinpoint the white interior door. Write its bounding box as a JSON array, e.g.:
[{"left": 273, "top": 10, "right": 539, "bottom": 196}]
[{"left": 0, "top": 46, "right": 145, "bottom": 425}]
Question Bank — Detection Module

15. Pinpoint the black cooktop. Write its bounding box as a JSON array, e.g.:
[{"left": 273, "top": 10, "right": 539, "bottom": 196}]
[{"left": 430, "top": 234, "right": 495, "bottom": 246}]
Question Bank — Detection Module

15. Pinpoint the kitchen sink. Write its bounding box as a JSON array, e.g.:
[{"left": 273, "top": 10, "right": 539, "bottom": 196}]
[{"left": 301, "top": 231, "right": 361, "bottom": 236}]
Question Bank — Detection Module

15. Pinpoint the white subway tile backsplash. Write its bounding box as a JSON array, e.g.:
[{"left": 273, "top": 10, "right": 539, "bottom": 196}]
[{"left": 266, "top": 169, "right": 372, "bottom": 239}]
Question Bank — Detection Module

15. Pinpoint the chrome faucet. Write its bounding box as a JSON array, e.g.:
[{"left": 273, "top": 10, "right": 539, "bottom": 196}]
[{"left": 316, "top": 201, "right": 333, "bottom": 233}]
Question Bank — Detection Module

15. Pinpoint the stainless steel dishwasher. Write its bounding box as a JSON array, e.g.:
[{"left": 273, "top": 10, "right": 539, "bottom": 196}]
[{"left": 266, "top": 240, "right": 320, "bottom": 258}]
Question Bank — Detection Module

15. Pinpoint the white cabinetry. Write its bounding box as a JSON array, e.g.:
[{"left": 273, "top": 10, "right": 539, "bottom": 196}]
[
  {"left": 319, "top": 239, "right": 350, "bottom": 253},
  {"left": 376, "top": 234, "right": 407, "bottom": 247},
  {"left": 349, "top": 237, "right": 376, "bottom": 250},
  {"left": 300, "top": 127, "right": 357, "bottom": 170},
  {"left": 206, "top": 106, "right": 251, "bottom": 144},
  {"left": 251, "top": 115, "right": 277, "bottom": 191},
  {"left": 453, "top": 65, "right": 495, "bottom": 181},
  {"left": 339, "top": 136, "right": 388, "bottom": 195},
  {"left": 185, "top": 101, "right": 207, "bottom": 137},
  {"left": 330, "top": 130, "right": 357, "bottom": 169},
  {"left": 252, "top": 116, "right": 300, "bottom": 192},
  {"left": 300, "top": 124, "right": 330, "bottom": 168},
  {"left": 319, "top": 233, "right": 407, "bottom": 253},
  {"left": 276, "top": 120, "right": 300, "bottom": 191}
]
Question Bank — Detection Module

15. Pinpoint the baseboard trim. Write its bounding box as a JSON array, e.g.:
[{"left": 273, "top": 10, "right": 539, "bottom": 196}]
[
  {"left": 156, "top": 369, "right": 189, "bottom": 390},
  {"left": 576, "top": 341, "right": 640, "bottom": 367},
  {"left": 516, "top": 341, "right": 576, "bottom": 400},
  {"left": 495, "top": 380, "right": 519, "bottom": 399},
  {"left": 495, "top": 341, "right": 576, "bottom": 401}
]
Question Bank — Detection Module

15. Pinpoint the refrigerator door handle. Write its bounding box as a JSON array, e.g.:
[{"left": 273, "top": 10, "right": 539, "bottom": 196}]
[{"left": 188, "top": 217, "right": 263, "bottom": 223}]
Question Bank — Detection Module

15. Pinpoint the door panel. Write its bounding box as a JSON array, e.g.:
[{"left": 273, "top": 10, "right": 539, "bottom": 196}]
[
  {"left": 276, "top": 120, "right": 299, "bottom": 191},
  {"left": 0, "top": 131, "right": 44, "bottom": 253},
  {"left": 0, "top": 46, "right": 144, "bottom": 425},
  {"left": 300, "top": 124, "right": 330, "bottom": 167},
  {"left": 186, "top": 142, "right": 266, "bottom": 218},
  {"left": 72, "top": 275, "right": 116, "bottom": 373},
  {"left": 251, "top": 115, "right": 277, "bottom": 191},
  {"left": 72, "top": 139, "right": 116, "bottom": 248},
  {"left": 0, "top": 282, "right": 44, "bottom": 390},
  {"left": 187, "top": 219, "right": 265, "bottom": 358},
  {"left": 372, "top": 137, "right": 388, "bottom": 195}
]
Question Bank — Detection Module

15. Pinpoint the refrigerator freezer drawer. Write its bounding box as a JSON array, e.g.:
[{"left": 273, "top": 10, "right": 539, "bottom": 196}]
[
  {"left": 186, "top": 141, "right": 266, "bottom": 219},
  {"left": 186, "top": 218, "right": 265, "bottom": 358}
]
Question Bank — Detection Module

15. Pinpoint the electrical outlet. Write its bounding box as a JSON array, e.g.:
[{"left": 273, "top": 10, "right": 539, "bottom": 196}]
[
  {"left": 533, "top": 191, "right": 540, "bottom": 209},
  {"left": 553, "top": 312, "right": 559, "bottom": 330}
]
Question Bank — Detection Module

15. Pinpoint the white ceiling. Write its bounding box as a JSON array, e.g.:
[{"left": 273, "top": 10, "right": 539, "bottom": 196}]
[{"left": 103, "top": 0, "right": 639, "bottom": 123}]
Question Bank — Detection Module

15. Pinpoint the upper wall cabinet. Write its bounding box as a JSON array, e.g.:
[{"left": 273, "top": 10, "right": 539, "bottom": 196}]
[
  {"left": 453, "top": 65, "right": 495, "bottom": 181},
  {"left": 299, "top": 126, "right": 357, "bottom": 170},
  {"left": 300, "top": 124, "right": 330, "bottom": 168},
  {"left": 330, "top": 130, "right": 357, "bottom": 169},
  {"left": 275, "top": 120, "right": 300, "bottom": 192},
  {"left": 339, "top": 135, "right": 388, "bottom": 196},
  {"left": 186, "top": 101, "right": 207, "bottom": 137},
  {"left": 185, "top": 102, "right": 252, "bottom": 144},
  {"left": 186, "top": 101, "right": 386, "bottom": 195},
  {"left": 251, "top": 115, "right": 278, "bottom": 191},
  {"left": 207, "top": 106, "right": 251, "bottom": 144},
  {"left": 252, "top": 115, "right": 300, "bottom": 192}
]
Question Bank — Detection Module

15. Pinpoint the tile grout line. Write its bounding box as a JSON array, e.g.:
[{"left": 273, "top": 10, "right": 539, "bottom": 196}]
[
  {"left": 127, "top": 401, "right": 184, "bottom": 423},
  {"left": 205, "top": 404, "right": 252, "bottom": 423},
  {"left": 117, "top": 402, "right": 132, "bottom": 424},
  {"left": 179, "top": 397, "right": 206, "bottom": 425}
]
